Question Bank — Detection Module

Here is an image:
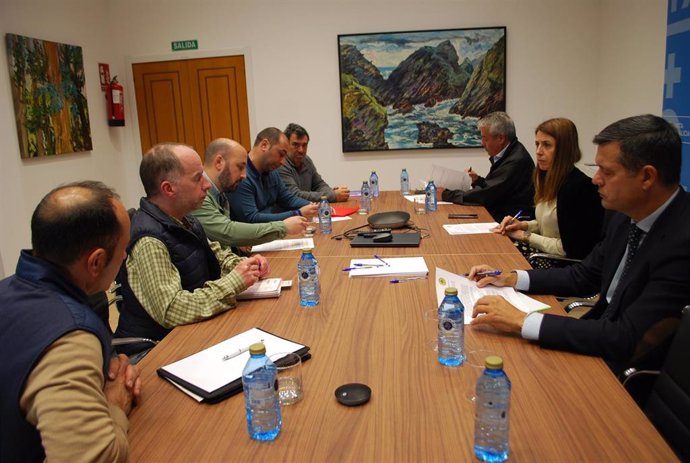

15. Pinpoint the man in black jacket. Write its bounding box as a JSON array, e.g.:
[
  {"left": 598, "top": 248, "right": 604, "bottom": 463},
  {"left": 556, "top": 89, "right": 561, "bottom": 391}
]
[
  {"left": 468, "top": 114, "right": 690, "bottom": 376},
  {"left": 439, "top": 111, "right": 535, "bottom": 221}
]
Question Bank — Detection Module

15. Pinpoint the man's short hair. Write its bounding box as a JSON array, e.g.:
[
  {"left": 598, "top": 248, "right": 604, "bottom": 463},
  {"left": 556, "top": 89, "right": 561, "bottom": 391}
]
[
  {"left": 284, "top": 123, "right": 310, "bottom": 141},
  {"left": 140, "top": 143, "right": 187, "bottom": 197},
  {"left": 593, "top": 114, "right": 681, "bottom": 186},
  {"left": 31, "top": 181, "right": 121, "bottom": 267},
  {"left": 252, "top": 127, "right": 283, "bottom": 147},
  {"left": 204, "top": 139, "right": 233, "bottom": 165},
  {"left": 478, "top": 111, "right": 516, "bottom": 140}
]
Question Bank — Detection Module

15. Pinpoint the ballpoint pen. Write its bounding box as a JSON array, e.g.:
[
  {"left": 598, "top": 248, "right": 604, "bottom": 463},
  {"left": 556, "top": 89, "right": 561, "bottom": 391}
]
[
  {"left": 390, "top": 277, "right": 427, "bottom": 284},
  {"left": 508, "top": 209, "right": 523, "bottom": 224},
  {"left": 373, "top": 254, "right": 390, "bottom": 267},
  {"left": 342, "top": 265, "right": 381, "bottom": 271},
  {"left": 462, "top": 270, "right": 502, "bottom": 277}
]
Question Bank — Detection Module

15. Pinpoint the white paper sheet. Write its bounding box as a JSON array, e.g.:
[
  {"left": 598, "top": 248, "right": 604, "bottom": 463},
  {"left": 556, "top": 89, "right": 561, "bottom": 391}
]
[
  {"left": 443, "top": 222, "right": 498, "bottom": 235},
  {"left": 435, "top": 267, "right": 549, "bottom": 324},
  {"left": 403, "top": 194, "right": 452, "bottom": 205},
  {"left": 251, "top": 238, "right": 315, "bottom": 252},
  {"left": 347, "top": 256, "right": 429, "bottom": 278},
  {"left": 431, "top": 164, "right": 472, "bottom": 191},
  {"left": 160, "top": 327, "right": 306, "bottom": 397}
]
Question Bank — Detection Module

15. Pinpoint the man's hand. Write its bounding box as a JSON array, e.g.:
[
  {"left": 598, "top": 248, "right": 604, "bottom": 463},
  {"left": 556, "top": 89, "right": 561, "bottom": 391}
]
[
  {"left": 334, "top": 187, "right": 350, "bottom": 202},
  {"left": 299, "top": 203, "right": 319, "bottom": 218},
  {"left": 105, "top": 354, "right": 141, "bottom": 415},
  {"left": 466, "top": 265, "right": 517, "bottom": 288},
  {"left": 466, "top": 167, "right": 479, "bottom": 184},
  {"left": 436, "top": 186, "right": 445, "bottom": 200},
  {"left": 471, "top": 295, "right": 527, "bottom": 334},
  {"left": 235, "top": 256, "right": 262, "bottom": 287},
  {"left": 253, "top": 254, "right": 270, "bottom": 278},
  {"left": 283, "top": 216, "right": 308, "bottom": 235}
]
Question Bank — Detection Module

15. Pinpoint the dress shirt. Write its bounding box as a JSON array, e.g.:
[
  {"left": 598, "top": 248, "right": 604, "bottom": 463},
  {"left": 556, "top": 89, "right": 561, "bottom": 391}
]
[
  {"left": 20, "top": 331, "right": 129, "bottom": 462},
  {"left": 520, "top": 188, "right": 680, "bottom": 340},
  {"left": 125, "top": 233, "right": 246, "bottom": 329}
]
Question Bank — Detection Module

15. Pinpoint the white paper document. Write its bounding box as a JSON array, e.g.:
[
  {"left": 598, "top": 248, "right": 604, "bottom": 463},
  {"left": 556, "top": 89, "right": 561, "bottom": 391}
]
[
  {"left": 237, "top": 278, "right": 282, "bottom": 300},
  {"left": 251, "top": 238, "right": 315, "bottom": 252},
  {"left": 347, "top": 256, "right": 429, "bottom": 278},
  {"left": 403, "top": 194, "right": 453, "bottom": 205},
  {"left": 443, "top": 222, "right": 498, "bottom": 235},
  {"left": 435, "top": 267, "right": 549, "bottom": 324},
  {"left": 431, "top": 164, "right": 472, "bottom": 191},
  {"left": 160, "top": 327, "right": 306, "bottom": 401}
]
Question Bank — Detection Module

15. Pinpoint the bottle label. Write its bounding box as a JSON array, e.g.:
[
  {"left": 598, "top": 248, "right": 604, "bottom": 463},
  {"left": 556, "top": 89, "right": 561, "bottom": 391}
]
[
  {"left": 440, "top": 318, "right": 457, "bottom": 331},
  {"left": 300, "top": 271, "right": 311, "bottom": 280}
]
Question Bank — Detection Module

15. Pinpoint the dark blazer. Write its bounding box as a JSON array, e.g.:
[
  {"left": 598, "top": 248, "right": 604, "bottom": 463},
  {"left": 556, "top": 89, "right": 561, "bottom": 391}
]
[
  {"left": 555, "top": 167, "right": 604, "bottom": 259},
  {"left": 442, "top": 138, "right": 535, "bottom": 221},
  {"left": 528, "top": 189, "right": 690, "bottom": 372}
]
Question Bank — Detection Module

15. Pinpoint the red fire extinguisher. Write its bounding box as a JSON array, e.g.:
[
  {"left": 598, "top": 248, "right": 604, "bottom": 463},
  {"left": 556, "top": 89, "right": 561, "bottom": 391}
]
[{"left": 106, "top": 76, "right": 125, "bottom": 126}]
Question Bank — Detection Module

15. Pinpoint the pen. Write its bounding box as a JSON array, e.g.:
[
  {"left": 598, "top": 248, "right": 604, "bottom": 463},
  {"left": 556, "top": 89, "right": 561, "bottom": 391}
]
[
  {"left": 222, "top": 339, "right": 264, "bottom": 361},
  {"left": 462, "top": 270, "right": 502, "bottom": 277},
  {"left": 342, "top": 266, "right": 381, "bottom": 271},
  {"left": 390, "top": 277, "right": 427, "bottom": 284},
  {"left": 374, "top": 254, "right": 390, "bottom": 267},
  {"left": 354, "top": 263, "right": 384, "bottom": 267},
  {"left": 508, "top": 209, "right": 523, "bottom": 224}
]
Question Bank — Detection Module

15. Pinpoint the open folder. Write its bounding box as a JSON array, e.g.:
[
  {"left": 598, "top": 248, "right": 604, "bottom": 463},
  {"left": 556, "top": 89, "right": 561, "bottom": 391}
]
[{"left": 157, "top": 327, "right": 310, "bottom": 404}]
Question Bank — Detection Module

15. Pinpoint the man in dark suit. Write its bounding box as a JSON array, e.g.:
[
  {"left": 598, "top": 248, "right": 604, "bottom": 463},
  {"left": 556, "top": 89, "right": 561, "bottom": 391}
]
[
  {"left": 468, "top": 114, "right": 690, "bottom": 375},
  {"left": 439, "top": 111, "right": 535, "bottom": 221}
]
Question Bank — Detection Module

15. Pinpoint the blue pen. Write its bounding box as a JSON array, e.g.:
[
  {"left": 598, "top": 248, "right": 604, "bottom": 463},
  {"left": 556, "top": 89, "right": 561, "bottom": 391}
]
[
  {"left": 353, "top": 263, "right": 383, "bottom": 267},
  {"left": 462, "top": 270, "right": 502, "bottom": 277},
  {"left": 373, "top": 254, "right": 390, "bottom": 267},
  {"left": 390, "top": 277, "right": 427, "bottom": 284},
  {"left": 342, "top": 265, "right": 381, "bottom": 271},
  {"left": 509, "top": 209, "right": 523, "bottom": 224}
]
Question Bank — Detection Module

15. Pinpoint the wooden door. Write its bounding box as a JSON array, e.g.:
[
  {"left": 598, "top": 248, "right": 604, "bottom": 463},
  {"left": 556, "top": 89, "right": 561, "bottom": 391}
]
[{"left": 132, "top": 55, "right": 251, "bottom": 159}]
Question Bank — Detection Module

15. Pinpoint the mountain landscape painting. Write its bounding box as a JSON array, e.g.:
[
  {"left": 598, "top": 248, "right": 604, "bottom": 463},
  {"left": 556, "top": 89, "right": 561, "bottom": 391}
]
[{"left": 338, "top": 27, "right": 506, "bottom": 152}]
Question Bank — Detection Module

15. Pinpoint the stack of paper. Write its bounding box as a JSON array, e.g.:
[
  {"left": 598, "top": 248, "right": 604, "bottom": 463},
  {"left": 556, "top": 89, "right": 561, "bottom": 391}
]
[
  {"left": 443, "top": 222, "right": 498, "bottom": 235},
  {"left": 347, "top": 256, "right": 429, "bottom": 278},
  {"left": 434, "top": 267, "right": 549, "bottom": 324},
  {"left": 157, "top": 327, "right": 310, "bottom": 403},
  {"left": 237, "top": 278, "right": 282, "bottom": 300}
]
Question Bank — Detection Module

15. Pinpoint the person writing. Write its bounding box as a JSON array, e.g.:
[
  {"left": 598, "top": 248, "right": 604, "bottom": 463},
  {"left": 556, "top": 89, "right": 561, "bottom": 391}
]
[{"left": 492, "top": 118, "right": 604, "bottom": 260}]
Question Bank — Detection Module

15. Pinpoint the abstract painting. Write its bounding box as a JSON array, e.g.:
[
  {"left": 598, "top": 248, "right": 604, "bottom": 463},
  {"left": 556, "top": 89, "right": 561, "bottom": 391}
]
[
  {"left": 338, "top": 27, "right": 506, "bottom": 152},
  {"left": 6, "top": 33, "right": 92, "bottom": 158}
]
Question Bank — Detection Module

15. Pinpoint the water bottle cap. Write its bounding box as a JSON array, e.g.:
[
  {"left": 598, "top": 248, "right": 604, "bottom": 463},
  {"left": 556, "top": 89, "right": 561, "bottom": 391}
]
[
  {"left": 444, "top": 287, "right": 458, "bottom": 296},
  {"left": 320, "top": 195, "right": 327, "bottom": 200},
  {"left": 301, "top": 248, "right": 314, "bottom": 254},
  {"left": 485, "top": 355, "right": 503, "bottom": 369},
  {"left": 249, "top": 343, "right": 266, "bottom": 355}
]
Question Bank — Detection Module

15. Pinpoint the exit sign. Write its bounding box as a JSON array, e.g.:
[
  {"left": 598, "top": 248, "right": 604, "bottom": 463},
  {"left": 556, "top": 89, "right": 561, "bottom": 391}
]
[{"left": 172, "top": 40, "right": 198, "bottom": 51}]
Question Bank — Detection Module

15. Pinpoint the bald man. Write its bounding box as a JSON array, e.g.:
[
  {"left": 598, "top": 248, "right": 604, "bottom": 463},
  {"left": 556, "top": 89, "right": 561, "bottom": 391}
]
[
  {"left": 115, "top": 143, "right": 269, "bottom": 355},
  {"left": 190, "top": 138, "right": 307, "bottom": 249},
  {"left": 0, "top": 181, "right": 140, "bottom": 461}
]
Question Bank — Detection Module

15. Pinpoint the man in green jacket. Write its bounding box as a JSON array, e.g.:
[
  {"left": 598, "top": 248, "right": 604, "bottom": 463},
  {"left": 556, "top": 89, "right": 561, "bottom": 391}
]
[{"left": 191, "top": 138, "right": 308, "bottom": 249}]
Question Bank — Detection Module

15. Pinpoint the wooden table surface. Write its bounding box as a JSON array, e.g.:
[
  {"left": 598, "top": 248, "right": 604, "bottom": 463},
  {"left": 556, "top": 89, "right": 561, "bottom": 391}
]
[{"left": 126, "top": 192, "right": 677, "bottom": 462}]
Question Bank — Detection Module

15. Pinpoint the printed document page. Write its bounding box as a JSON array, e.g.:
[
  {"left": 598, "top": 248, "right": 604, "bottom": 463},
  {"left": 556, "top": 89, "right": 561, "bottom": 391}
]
[
  {"left": 348, "top": 256, "right": 429, "bottom": 278},
  {"left": 435, "top": 267, "right": 549, "bottom": 324},
  {"left": 251, "top": 238, "right": 315, "bottom": 252},
  {"left": 443, "top": 223, "right": 498, "bottom": 235},
  {"left": 431, "top": 164, "right": 472, "bottom": 191}
]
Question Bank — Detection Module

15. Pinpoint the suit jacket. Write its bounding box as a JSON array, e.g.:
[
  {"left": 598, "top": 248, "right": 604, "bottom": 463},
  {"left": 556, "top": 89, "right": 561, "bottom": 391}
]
[
  {"left": 528, "top": 189, "right": 690, "bottom": 371},
  {"left": 555, "top": 167, "right": 604, "bottom": 259},
  {"left": 441, "top": 138, "right": 535, "bottom": 221}
]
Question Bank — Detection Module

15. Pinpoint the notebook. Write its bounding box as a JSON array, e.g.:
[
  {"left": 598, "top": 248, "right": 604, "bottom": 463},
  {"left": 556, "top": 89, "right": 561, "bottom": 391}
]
[{"left": 157, "top": 327, "right": 310, "bottom": 404}]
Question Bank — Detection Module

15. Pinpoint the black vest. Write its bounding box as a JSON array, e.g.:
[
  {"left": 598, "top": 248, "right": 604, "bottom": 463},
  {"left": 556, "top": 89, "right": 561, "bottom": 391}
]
[
  {"left": 115, "top": 198, "right": 221, "bottom": 351},
  {"left": 0, "top": 251, "right": 111, "bottom": 462}
]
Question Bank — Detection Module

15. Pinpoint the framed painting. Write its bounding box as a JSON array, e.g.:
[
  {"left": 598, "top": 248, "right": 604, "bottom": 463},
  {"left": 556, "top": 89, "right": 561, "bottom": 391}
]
[
  {"left": 338, "top": 27, "right": 506, "bottom": 152},
  {"left": 5, "top": 33, "right": 92, "bottom": 158}
]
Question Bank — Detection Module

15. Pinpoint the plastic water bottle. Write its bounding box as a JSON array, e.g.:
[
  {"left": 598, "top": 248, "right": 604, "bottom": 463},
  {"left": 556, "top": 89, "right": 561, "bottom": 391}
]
[
  {"left": 242, "top": 342, "right": 281, "bottom": 441},
  {"left": 358, "top": 180, "right": 371, "bottom": 214},
  {"left": 298, "top": 248, "right": 320, "bottom": 307},
  {"left": 369, "top": 171, "right": 380, "bottom": 198},
  {"left": 425, "top": 180, "right": 438, "bottom": 212},
  {"left": 400, "top": 168, "right": 410, "bottom": 195},
  {"left": 474, "top": 356, "right": 511, "bottom": 462},
  {"left": 437, "top": 287, "right": 465, "bottom": 366},
  {"left": 318, "top": 195, "right": 332, "bottom": 234}
]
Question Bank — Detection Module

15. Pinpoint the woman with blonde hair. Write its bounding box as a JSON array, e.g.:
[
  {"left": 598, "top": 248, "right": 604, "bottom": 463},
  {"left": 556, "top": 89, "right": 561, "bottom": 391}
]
[{"left": 494, "top": 118, "right": 604, "bottom": 260}]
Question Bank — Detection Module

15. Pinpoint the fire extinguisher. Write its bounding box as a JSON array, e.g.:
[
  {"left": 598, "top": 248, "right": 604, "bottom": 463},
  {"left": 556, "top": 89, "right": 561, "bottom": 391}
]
[{"left": 106, "top": 76, "right": 125, "bottom": 126}]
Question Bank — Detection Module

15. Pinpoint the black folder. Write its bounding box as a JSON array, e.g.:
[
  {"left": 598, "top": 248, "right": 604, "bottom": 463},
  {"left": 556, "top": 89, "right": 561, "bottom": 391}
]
[
  {"left": 350, "top": 232, "right": 421, "bottom": 248},
  {"left": 157, "top": 327, "right": 310, "bottom": 404}
]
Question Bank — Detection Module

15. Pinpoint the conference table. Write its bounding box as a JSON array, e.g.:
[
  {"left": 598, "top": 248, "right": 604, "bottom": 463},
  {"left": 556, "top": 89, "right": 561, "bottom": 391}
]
[{"left": 126, "top": 192, "right": 677, "bottom": 462}]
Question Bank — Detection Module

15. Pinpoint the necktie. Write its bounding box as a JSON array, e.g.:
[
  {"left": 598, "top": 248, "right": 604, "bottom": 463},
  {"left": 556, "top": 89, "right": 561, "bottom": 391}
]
[{"left": 604, "top": 223, "right": 644, "bottom": 319}]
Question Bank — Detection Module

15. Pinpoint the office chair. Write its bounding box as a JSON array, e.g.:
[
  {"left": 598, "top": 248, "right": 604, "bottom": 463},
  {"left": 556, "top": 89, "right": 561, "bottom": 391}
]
[
  {"left": 623, "top": 305, "right": 690, "bottom": 461},
  {"left": 527, "top": 252, "right": 581, "bottom": 270}
]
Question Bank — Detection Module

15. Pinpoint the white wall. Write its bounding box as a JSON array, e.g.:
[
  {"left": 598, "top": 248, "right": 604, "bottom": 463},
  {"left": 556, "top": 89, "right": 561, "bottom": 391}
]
[{"left": 0, "top": 0, "right": 667, "bottom": 276}]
